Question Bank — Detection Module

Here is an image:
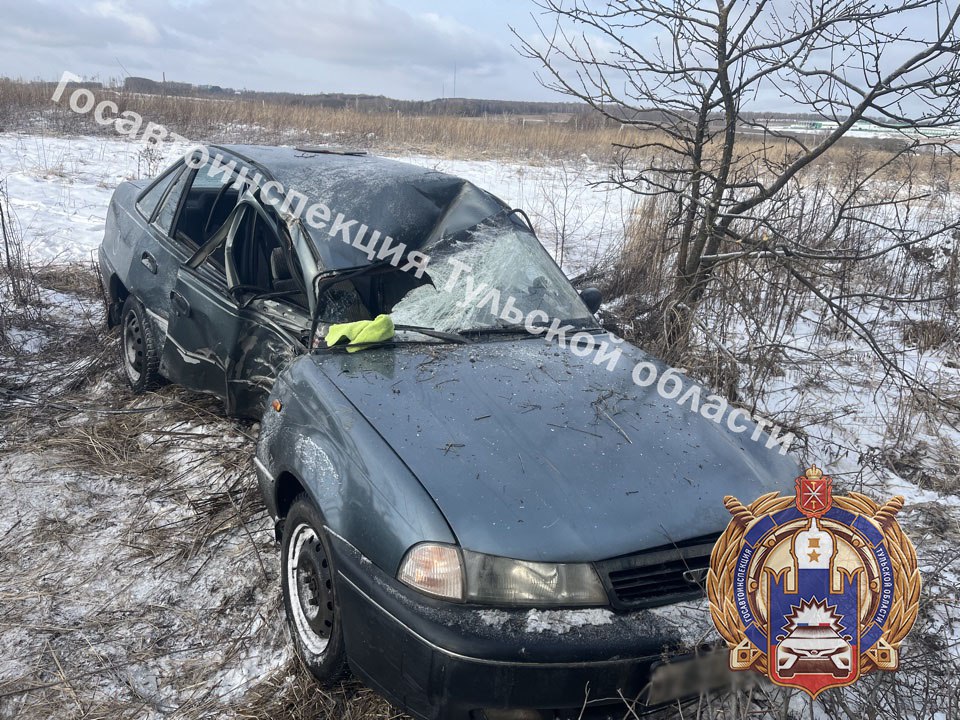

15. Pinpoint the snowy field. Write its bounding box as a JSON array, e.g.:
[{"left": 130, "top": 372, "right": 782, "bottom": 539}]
[
  {"left": 1, "top": 132, "right": 959, "bottom": 719},
  {"left": 0, "top": 133, "right": 633, "bottom": 273}
]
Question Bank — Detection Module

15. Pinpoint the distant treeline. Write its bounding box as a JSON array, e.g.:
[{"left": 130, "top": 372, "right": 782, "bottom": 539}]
[
  {"left": 118, "top": 77, "right": 825, "bottom": 124},
  {"left": 121, "top": 76, "right": 593, "bottom": 118},
  {"left": 2, "top": 75, "right": 837, "bottom": 125}
]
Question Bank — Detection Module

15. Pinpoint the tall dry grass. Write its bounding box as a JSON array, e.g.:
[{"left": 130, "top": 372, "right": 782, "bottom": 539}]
[
  {"left": 5, "top": 78, "right": 947, "bottom": 171},
  {"left": 0, "top": 78, "right": 633, "bottom": 161}
]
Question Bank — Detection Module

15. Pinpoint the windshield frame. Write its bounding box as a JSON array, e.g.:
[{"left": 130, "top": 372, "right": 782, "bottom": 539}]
[{"left": 308, "top": 210, "right": 599, "bottom": 343}]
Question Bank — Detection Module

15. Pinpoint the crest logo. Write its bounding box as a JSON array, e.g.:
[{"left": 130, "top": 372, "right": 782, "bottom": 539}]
[{"left": 707, "top": 466, "right": 920, "bottom": 697}]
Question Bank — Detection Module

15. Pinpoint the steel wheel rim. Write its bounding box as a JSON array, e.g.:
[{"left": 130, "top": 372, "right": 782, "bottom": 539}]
[
  {"left": 123, "top": 311, "right": 144, "bottom": 383},
  {"left": 287, "top": 522, "right": 334, "bottom": 656}
]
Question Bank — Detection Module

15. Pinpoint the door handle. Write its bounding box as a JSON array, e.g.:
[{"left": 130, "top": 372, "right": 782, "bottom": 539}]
[
  {"left": 170, "top": 290, "right": 191, "bottom": 317},
  {"left": 141, "top": 251, "right": 158, "bottom": 274}
]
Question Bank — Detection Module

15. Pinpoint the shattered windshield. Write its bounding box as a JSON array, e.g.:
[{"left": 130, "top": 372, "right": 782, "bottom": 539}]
[{"left": 388, "top": 221, "right": 595, "bottom": 333}]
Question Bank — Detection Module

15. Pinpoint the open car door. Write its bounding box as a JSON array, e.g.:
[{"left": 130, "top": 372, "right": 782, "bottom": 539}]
[
  {"left": 162, "top": 192, "right": 312, "bottom": 414},
  {"left": 221, "top": 199, "right": 312, "bottom": 415}
]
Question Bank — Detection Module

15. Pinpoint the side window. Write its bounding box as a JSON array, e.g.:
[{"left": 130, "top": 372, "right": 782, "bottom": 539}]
[
  {"left": 136, "top": 166, "right": 177, "bottom": 221},
  {"left": 174, "top": 159, "right": 244, "bottom": 250},
  {"left": 232, "top": 205, "right": 282, "bottom": 290},
  {"left": 153, "top": 167, "right": 190, "bottom": 237},
  {"left": 228, "top": 204, "right": 306, "bottom": 308},
  {"left": 192, "top": 165, "right": 233, "bottom": 190}
]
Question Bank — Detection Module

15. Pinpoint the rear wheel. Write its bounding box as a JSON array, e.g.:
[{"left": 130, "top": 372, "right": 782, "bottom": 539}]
[
  {"left": 281, "top": 495, "right": 349, "bottom": 684},
  {"left": 120, "top": 296, "right": 161, "bottom": 392}
]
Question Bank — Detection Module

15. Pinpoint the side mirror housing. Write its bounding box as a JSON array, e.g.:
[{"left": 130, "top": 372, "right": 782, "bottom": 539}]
[{"left": 580, "top": 287, "right": 602, "bottom": 314}]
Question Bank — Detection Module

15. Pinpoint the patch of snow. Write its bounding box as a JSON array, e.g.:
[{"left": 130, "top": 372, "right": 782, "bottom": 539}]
[
  {"left": 477, "top": 609, "right": 511, "bottom": 628},
  {"left": 523, "top": 608, "right": 614, "bottom": 633},
  {"left": 3, "top": 327, "right": 46, "bottom": 354}
]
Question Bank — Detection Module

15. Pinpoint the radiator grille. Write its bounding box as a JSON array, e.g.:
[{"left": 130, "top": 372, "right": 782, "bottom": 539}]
[{"left": 597, "top": 535, "right": 718, "bottom": 610}]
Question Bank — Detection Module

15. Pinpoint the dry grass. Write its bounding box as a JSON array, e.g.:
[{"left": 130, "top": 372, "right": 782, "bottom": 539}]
[
  {"left": 5, "top": 78, "right": 957, "bottom": 177},
  {"left": 0, "top": 263, "right": 407, "bottom": 720},
  {"left": 0, "top": 79, "right": 629, "bottom": 162}
]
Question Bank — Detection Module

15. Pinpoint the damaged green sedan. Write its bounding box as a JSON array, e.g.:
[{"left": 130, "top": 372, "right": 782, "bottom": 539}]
[{"left": 99, "top": 144, "right": 796, "bottom": 719}]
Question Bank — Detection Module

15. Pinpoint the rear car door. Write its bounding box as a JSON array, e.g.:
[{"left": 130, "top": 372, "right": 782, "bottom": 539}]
[{"left": 126, "top": 164, "right": 194, "bottom": 325}]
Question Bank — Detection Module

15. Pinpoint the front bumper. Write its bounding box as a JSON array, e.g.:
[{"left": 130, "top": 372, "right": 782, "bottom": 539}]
[{"left": 329, "top": 533, "right": 709, "bottom": 720}]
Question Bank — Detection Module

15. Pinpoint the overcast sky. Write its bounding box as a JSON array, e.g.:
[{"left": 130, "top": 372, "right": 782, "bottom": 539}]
[{"left": 0, "top": 0, "right": 563, "bottom": 101}]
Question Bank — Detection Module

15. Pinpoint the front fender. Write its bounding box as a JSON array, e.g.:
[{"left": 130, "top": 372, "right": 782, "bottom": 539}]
[{"left": 256, "top": 355, "right": 456, "bottom": 575}]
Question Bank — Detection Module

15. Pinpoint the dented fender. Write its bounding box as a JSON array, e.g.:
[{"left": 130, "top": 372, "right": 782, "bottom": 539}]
[{"left": 256, "top": 356, "right": 456, "bottom": 576}]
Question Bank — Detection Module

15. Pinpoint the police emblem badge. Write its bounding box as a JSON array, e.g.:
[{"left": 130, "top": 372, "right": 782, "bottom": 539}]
[{"left": 706, "top": 466, "right": 920, "bottom": 697}]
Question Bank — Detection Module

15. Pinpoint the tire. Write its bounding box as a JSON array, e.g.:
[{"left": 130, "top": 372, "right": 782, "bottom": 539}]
[
  {"left": 281, "top": 495, "right": 350, "bottom": 684},
  {"left": 120, "top": 295, "right": 162, "bottom": 393}
]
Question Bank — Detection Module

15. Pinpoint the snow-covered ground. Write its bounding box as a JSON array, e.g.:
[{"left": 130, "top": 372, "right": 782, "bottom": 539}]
[
  {"left": 0, "top": 134, "right": 163, "bottom": 265},
  {"left": 1, "top": 132, "right": 959, "bottom": 719},
  {"left": 0, "top": 275, "right": 294, "bottom": 718}
]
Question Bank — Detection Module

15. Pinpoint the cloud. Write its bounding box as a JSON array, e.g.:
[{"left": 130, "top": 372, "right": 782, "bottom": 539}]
[
  {"left": 0, "top": 0, "right": 167, "bottom": 49},
  {"left": 89, "top": 2, "right": 161, "bottom": 44},
  {"left": 0, "top": 0, "right": 558, "bottom": 100},
  {"left": 148, "top": 0, "right": 513, "bottom": 91}
]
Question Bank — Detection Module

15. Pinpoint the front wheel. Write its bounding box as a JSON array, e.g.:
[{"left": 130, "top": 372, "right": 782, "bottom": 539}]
[{"left": 281, "top": 495, "right": 349, "bottom": 684}]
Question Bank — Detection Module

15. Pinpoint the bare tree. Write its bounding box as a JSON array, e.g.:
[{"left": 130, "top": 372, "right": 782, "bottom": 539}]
[{"left": 516, "top": 0, "right": 960, "bottom": 373}]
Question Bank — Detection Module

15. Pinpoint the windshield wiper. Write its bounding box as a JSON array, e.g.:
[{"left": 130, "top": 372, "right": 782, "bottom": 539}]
[
  {"left": 459, "top": 318, "right": 602, "bottom": 336},
  {"left": 391, "top": 324, "right": 473, "bottom": 344},
  {"left": 459, "top": 323, "right": 534, "bottom": 336}
]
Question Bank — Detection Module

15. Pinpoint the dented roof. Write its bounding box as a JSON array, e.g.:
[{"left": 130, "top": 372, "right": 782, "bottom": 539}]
[{"left": 213, "top": 144, "right": 509, "bottom": 271}]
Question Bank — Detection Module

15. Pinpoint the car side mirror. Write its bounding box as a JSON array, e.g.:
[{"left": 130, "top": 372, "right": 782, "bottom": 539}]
[{"left": 580, "top": 287, "right": 602, "bottom": 314}]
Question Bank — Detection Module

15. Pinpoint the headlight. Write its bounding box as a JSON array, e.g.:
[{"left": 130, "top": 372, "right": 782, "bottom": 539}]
[
  {"left": 462, "top": 550, "right": 608, "bottom": 606},
  {"left": 397, "top": 544, "right": 607, "bottom": 606}
]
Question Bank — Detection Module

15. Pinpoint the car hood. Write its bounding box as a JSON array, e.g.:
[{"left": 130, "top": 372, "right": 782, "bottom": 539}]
[{"left": 313, "top": 334, "right": 798, "bottom": 562}]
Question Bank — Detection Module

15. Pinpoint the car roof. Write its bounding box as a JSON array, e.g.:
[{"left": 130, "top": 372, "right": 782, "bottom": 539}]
[{"left": 212, "top": 144, "right": 509, "bottom": 271}]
